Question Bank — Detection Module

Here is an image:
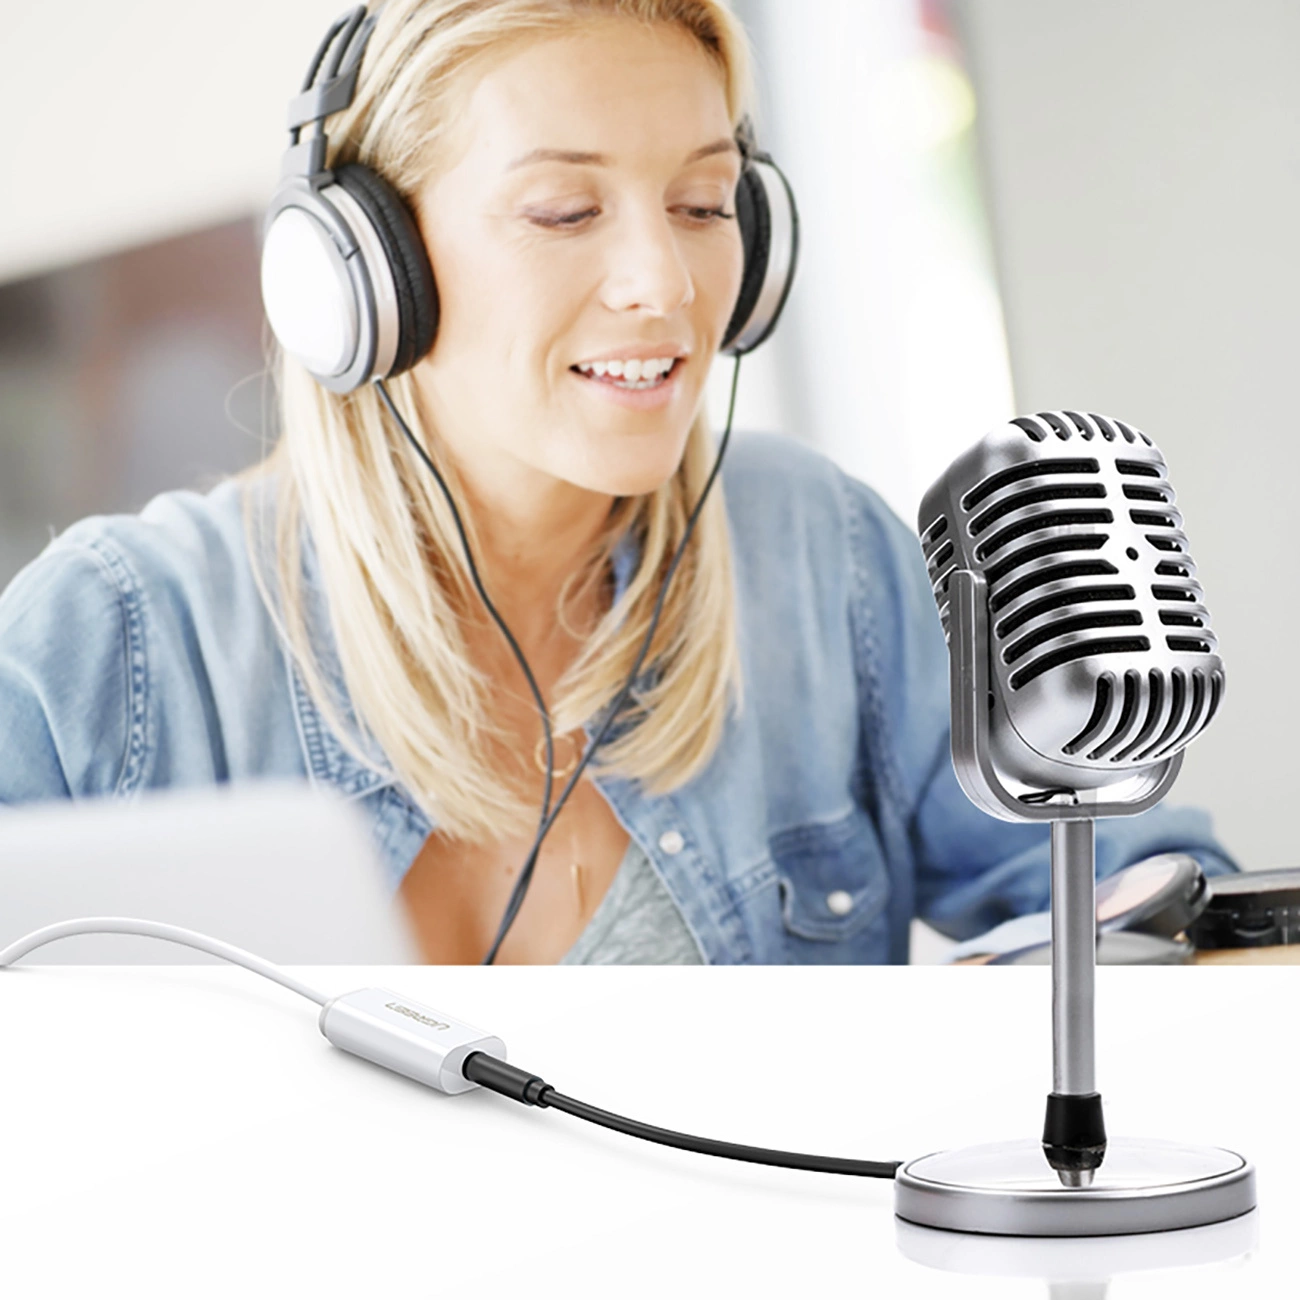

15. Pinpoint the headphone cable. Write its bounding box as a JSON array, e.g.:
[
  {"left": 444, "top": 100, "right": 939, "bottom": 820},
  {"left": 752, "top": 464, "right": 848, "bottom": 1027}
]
[
  {"left": 374, "top": 380, "right": 557, "bottom": 826},
  {"left": 375, "top": 355, "right": 743, "bottom": 965}
]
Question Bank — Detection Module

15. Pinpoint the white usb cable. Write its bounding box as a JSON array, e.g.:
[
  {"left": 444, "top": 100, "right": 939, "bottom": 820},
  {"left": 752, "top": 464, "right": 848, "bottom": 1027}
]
[
  {"left": 0, "top": 917, "right": 506, "bottom": 1096},
  {"left": 0, "top": 918, "right": 332, "bottom": 1005}
]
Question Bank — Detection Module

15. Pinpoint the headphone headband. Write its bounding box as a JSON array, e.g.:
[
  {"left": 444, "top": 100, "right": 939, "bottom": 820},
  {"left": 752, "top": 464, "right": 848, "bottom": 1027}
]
[{"left": 279, "top": 6, "right": 379, "bottom": 182}]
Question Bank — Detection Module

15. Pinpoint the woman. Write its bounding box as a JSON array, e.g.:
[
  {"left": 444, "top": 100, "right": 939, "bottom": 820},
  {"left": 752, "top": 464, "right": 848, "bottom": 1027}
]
[{"left": 0, "top": 0, "right": 1236, "bottom": 964}]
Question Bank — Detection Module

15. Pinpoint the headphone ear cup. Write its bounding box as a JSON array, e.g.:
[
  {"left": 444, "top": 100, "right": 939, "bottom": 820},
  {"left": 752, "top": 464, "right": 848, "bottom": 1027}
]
[
  {"left": 721, "top": 156, "right": 799, "bottom": 356},
  {"left": 723, "top": 166, "right": 770, "bottom": 351},
  {"left": 333, "top": 163, "right": 439, "bottom": 375}
]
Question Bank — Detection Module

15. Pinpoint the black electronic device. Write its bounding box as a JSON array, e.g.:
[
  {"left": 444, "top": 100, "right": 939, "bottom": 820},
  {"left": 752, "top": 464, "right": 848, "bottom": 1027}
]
[{"left": 1189, "top": 868, "right": 1300, "bottom": 949}]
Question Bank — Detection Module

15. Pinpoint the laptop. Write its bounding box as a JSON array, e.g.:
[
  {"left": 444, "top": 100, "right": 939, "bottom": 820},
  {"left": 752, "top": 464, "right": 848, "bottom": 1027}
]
[{"left": 0, "top": 781, "right": 424, "bottom": 964}]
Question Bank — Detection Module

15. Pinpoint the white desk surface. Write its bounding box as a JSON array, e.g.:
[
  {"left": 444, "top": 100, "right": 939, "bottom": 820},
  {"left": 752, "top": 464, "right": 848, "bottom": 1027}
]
[{"left": 0, "top": 963, "right": 1291, "bottom": 1299}]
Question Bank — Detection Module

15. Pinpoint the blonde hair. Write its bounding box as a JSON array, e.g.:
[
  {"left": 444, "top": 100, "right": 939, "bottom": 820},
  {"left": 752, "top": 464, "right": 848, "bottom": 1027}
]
[{"left": 244, "top": 0, "right": 753, "bottom": 842}]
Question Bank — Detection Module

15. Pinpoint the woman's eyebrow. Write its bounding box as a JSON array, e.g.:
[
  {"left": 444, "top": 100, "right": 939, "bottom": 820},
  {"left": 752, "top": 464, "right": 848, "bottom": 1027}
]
[{"left": 506, "top": 138, "right": 739, "bottom": 170}]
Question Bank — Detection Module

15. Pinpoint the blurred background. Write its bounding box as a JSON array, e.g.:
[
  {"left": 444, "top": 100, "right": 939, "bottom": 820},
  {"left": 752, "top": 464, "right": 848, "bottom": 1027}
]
[{"left": 1, "top": 0, "right": 1296, "bottom": 939}]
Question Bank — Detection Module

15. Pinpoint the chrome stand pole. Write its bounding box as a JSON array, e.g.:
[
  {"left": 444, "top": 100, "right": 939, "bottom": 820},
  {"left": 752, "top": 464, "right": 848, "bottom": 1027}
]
[
  {"left": 1046, "top": 819, "right": 1102, "bottom": 1187},
  {"left": 1051, "top": 819, "right": 1096, "bottom": 1096}
]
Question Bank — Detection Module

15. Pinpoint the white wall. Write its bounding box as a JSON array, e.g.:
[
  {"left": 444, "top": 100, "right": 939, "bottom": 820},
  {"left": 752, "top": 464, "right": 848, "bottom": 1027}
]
[
  {"left": 728, "top": 0, "right": 1016, "bottom": 522},
  {"left": 953, "top": 0, "right": 1300, "bottom": 871},
  {"left": 2, "top": 1, "right": 345, "bottom": 282}
]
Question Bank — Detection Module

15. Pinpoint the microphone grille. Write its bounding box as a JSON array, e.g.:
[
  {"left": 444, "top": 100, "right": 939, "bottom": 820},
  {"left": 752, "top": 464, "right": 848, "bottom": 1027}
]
[{"left": 918, "top": 411, "right": 1224, "bottom": 768}]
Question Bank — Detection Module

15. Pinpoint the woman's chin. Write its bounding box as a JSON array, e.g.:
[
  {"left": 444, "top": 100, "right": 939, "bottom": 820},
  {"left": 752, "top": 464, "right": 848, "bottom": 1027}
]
[{"left": 558, "top": 431, "right": 692, "bottom": 498}]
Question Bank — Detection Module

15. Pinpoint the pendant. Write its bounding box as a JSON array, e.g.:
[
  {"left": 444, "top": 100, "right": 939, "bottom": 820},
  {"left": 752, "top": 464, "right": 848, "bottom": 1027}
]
[{"left": 534, "top": 731, "right": 582, "bottom": 780}]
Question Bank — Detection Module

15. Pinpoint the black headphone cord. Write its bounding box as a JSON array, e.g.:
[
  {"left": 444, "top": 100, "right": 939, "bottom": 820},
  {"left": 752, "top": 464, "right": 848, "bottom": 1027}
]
[{"left": 374, "top": 354, "right": 742, "bottom": 964}]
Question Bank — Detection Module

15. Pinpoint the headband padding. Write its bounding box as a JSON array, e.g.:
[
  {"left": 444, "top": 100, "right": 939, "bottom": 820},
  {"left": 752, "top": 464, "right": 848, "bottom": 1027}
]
[{"left": 334, "top": 163, "right": 439, "bottom": 374}]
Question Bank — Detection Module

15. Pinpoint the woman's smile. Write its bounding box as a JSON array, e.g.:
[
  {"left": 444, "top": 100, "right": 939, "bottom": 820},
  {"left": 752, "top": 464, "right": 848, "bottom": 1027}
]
[{"left": 568, "top": 353, "right": 689, "bottom": 411}]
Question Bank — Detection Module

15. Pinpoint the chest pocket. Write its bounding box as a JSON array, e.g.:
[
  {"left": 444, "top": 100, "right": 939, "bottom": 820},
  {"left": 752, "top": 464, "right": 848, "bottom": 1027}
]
[{"left": 772, "top": 808, "right": 890, "bottom": 942}]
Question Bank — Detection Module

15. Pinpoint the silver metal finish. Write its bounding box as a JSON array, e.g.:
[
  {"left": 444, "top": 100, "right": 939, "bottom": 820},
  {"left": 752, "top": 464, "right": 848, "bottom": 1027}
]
[
  {"left": 1052, "top": 820, "right": 1095, "bottom": 1096},
  {"left": 320, "top": 180, "right": 400, "bottom": 383},
  {"left": 918, "top": 413, "right": 1224, "bottom": 814},
  {"left": 945, "top": 568, "right": 1182, "bottom": 822},
  {"left": 896, "top": 1204, "right": 1259, "bottom": 1278},
  {"left": 895, "top": 1137, "right": 1256, "bottom": 1236}
]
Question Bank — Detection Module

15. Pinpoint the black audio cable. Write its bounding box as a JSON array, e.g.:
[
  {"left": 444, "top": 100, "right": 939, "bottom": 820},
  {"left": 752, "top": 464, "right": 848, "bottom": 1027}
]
[
  {"left": 375, "top": 355, "right": 743, "bottom": 965},
  {"left": 461, "top": 1051, "right": 903, "bottom": 1179}
]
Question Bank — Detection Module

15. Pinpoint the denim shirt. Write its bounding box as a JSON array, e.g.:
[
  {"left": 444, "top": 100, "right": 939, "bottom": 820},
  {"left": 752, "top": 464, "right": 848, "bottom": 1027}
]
[{"left": 0, "top": 432, "right": 1237, "bottom": 962}]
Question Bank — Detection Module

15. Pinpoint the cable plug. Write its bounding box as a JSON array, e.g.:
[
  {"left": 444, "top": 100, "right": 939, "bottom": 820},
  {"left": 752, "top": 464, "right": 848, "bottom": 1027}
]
[{"left": 461, "top": 1052, "right": 552, "bottom": 1104}]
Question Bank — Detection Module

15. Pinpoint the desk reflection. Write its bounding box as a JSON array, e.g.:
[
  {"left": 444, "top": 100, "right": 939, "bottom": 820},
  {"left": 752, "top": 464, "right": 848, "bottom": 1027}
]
[{"left": 896, "top": 1208, "right": 1258, "bottom": 1297}]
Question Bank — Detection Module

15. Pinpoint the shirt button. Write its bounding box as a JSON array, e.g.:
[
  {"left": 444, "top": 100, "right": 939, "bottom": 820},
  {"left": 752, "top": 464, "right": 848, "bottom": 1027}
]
[
  {"left": 658, "top": 830, "right": 685, "bottom": 855},
  {"left": 826, "top": 890, "right": 854, "bottom": 916}
]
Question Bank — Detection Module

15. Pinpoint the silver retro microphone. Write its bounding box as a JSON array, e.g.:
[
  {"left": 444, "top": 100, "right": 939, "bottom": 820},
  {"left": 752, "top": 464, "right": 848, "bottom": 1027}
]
[
  {"left": 916, "top": 408, "right": 1223, "bottom": 823},
  {"left": 893, "top": 412, "right": 1254, "bottom": 1237}
]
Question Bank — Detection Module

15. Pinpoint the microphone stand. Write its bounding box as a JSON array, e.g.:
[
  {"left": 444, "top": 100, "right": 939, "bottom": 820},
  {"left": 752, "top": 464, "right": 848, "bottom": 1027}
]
[
  {"left": 1050, "top": 819, "right": 1101, "bottom": 1186},
  {"left": 892, "top": 570, "right": 1256, "bottom": 1236}
]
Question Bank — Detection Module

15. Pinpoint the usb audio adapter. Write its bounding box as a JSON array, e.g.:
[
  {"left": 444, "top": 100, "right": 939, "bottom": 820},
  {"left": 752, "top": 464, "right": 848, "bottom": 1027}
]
[{"left": 318, "top": 986, "right": 506, "bottom": 1095}]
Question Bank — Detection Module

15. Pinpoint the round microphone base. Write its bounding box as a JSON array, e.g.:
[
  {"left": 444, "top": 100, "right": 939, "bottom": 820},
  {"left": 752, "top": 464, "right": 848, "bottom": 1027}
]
[{"left": 894, "top": 1136, "right": 1255, "bottom": 1237}]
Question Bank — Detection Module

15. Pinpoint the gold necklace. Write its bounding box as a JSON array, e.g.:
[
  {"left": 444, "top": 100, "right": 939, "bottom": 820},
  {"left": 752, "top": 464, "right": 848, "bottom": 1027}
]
[
  {"left": 533, "top": 730, "right": 583, "bottom": 781},
  {"left": 528, "top": 732, "right": 587, "bottom": 915},
  {"left": 527, "top": 733, "right": 590, "bottom": 915}
]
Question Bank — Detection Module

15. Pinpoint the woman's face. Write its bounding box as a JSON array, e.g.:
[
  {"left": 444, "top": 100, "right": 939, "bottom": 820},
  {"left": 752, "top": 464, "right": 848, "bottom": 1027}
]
[{"left": 412, "top": 19, "right": 744, "bottom": 502}]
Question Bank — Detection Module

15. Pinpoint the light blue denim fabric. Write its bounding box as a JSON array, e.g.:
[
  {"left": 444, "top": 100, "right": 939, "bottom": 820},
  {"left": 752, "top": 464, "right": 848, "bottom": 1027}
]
[{"left": 0, "top": 432, "right": 1238, "bottom": 962}]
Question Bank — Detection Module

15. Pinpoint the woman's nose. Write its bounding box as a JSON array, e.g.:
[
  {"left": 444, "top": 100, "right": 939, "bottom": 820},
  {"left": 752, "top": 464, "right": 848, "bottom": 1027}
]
[{"left": 600, "top": 209, "right": 694, "bottom": 317}]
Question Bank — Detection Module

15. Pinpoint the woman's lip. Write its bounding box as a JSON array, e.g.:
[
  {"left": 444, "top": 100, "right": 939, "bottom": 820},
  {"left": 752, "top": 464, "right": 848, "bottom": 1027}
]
[
  {"left": 572, "top": 348, "right": 689, "bottom": 367},
  {"left": 568, "top": 357, "right": 686, "bottom": 411}
]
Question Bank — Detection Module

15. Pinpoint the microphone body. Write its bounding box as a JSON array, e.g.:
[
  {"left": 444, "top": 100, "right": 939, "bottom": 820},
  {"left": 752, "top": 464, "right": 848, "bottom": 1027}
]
[{"left": 918, "top": 410, "right": 1223, "bottom": 822}]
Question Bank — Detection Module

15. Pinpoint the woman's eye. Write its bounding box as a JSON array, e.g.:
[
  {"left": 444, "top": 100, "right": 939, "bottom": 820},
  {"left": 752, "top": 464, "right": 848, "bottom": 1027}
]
[
  {"left": 527, "top": 208, "right": 599, "bottom": 228},
  {"left": 676, "top": 206, "right": 737, "bottom": 225},
  {"left": 527, "top": 206, "right": 737, "bottom": 230}
]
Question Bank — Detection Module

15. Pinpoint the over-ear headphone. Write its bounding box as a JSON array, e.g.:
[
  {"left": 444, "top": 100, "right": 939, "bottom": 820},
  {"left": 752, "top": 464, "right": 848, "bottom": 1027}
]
[{"left": 260, "top": 4, "right": 799, "bottom": 394}]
